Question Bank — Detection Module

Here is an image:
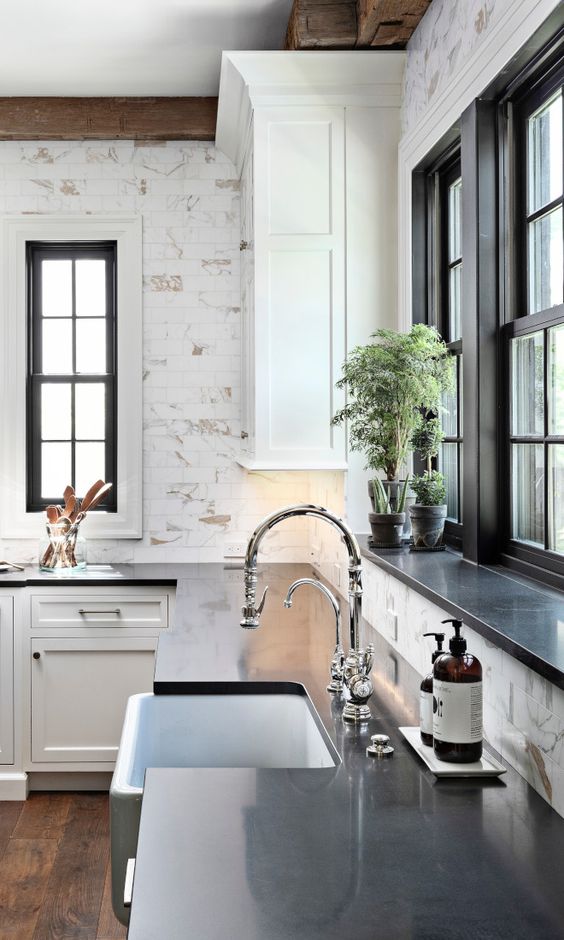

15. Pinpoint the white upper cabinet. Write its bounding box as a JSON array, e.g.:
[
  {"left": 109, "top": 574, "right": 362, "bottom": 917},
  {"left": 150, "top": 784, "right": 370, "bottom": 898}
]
[{"left": 216, "top": 52, "right": 405, "bottom": 472}]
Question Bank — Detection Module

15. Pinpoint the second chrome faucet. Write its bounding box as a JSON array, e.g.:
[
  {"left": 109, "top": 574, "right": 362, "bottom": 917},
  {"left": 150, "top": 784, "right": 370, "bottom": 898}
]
[{"left": 240, "top": 504, "right": 374, "bottom": 722}]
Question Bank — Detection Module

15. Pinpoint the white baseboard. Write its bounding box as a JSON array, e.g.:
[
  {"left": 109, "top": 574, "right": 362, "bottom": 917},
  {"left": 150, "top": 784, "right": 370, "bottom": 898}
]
[{"left": 0, "top": 772, "right": 28, "bottom": 800}]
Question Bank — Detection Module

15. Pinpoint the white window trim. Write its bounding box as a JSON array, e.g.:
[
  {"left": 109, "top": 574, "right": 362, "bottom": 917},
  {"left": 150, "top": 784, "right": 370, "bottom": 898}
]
[{"left": 0, "top": 214, "right": 143, "bottom": 539}]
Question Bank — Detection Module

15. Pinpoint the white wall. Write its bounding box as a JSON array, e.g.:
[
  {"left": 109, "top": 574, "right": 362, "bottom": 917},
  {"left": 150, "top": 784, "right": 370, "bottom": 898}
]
[{"left": 0, "top": 140, "right": 321, "bottom": 564}]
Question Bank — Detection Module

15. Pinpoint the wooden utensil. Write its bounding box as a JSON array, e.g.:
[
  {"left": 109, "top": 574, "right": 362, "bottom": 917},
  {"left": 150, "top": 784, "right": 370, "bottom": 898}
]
[
  {"left": 46, "top": 505, "right": 59, "bottom": 524},
  {"left": 64, "top": 494, "right": 77, "bottom": 518},
  {"left": 80, "top": 479, "right": 105, "bottom": 513},
  {"left": 63, "top": 485, "right": 74, "bottom": 502},
  {"left": 0, "top": 560, "right": 24, "bottom": 571},
  {"left": 81, "top": 482, "right": 112, "bottom": 514}
]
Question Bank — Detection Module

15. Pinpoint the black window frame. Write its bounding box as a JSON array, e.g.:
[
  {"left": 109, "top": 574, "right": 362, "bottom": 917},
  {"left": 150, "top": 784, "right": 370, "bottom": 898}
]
[
  {"left": 26, "top": 241, "right": 118, "bottom": 512},
  {"left": 412, "top": 11, "right": 564, "bottom": 590},
  {"left": 413, "top": 143, "right": 464, "bottom": 550},
  {"left": 499, "top": 41, "right": 564, "bottom": 582}
]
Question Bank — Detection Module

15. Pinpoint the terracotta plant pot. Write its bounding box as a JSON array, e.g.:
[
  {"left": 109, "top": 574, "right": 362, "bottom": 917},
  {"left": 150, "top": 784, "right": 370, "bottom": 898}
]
[
  {"left": 368, "top": 512, "right": 406, "bottom": 548},
  {"left": 409, "top": 504, "right": 447, "bottom": 549}
]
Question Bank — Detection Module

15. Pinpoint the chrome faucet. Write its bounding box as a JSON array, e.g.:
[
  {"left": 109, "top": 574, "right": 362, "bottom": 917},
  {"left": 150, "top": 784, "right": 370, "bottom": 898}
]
[
  {"left": 240, "top": 504, "right": 374, "bottom": 722},
  {"left": 284, "top": 578, "right": 345, "bottom": 694}
]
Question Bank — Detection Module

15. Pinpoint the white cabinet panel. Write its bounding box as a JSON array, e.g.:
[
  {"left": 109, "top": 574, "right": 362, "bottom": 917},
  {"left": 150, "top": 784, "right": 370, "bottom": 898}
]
[
  {"left": 31, "top": 637, "right": 156, "bottom": 763},
  {"left": 268, "top": 250, "right": 335, "bottom": 451},
  {"left": 0, "top": 596, "right": 13, "bottom": 764},
  {"left": 240, "top": 105, "right": 346, "bottom": 469},
  {"left": 268, "top": 121, "right": 332, "bottom": 235}
]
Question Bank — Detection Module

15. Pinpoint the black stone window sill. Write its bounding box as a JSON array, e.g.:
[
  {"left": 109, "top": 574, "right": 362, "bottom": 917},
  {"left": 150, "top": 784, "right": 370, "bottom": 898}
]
[{"left": 358, "top": 535, "right": 564, "bottom": 690}]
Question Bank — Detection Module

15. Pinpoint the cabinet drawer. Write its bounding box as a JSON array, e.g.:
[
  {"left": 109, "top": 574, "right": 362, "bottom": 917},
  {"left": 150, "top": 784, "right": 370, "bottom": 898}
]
[{"left": 31, "top": 595, "right": 168, "bottom": 632}]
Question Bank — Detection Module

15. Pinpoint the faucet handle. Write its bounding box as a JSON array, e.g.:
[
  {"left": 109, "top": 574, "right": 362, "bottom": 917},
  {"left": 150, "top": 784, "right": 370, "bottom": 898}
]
[
  {"left": 366, "top": 734, "right": 394, "bottom": 759},
  {"left": 240, "top": 585, "right": 269, "bottom": 629}
]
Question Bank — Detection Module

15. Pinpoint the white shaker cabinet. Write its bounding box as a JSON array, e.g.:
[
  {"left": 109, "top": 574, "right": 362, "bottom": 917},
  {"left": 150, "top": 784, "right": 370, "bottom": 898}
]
[
  {"left": 0, "top": 595, "right": 14, "bottom": 765},
  {"left": 239, "top": 107, "right": 347, "bottom": 469},
  {"left": 216, "top": 51, "right": 405, "bottom": 475},
  {"left": 30, "top": 636, "right": 156, "bottom": 764}
]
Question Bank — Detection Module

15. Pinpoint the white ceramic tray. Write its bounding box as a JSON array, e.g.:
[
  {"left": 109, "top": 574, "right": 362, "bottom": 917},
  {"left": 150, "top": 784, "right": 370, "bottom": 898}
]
[{"left": 399, "top": 726, "right": 507, "bottom": 777}]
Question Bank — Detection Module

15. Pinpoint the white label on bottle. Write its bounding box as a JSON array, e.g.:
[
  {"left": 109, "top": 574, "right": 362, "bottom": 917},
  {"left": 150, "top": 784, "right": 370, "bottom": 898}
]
[
  {"left": 433, "top": 680, "right": 482, "bottom": 744},
  {"left": 420, "top": 690, "right": 433, "bottom": 736}
]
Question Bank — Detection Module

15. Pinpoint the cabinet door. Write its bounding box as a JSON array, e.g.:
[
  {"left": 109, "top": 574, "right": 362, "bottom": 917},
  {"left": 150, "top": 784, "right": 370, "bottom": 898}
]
[
  {"left": 0, "top": 596, "right": 14, "bottom": 765},
  {"left": 31, "top": 637, "right": 156, "bottom": 763},
  {"left": 249, "top": 106, "right": 346, "bottom": 468}
]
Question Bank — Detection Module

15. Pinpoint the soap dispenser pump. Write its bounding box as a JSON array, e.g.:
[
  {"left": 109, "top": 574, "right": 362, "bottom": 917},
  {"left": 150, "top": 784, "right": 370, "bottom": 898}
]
[
  {"left": 433, "top": 618, "right": 483, "bottom": 763},
  {"left": 420, "top": 632, "right": 445, "bottom": 747}
]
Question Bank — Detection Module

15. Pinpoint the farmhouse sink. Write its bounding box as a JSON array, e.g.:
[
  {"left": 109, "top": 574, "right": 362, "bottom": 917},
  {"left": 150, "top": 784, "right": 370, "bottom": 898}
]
[{"left": 110, "top": 685, "right": 339, "bottom": 923}]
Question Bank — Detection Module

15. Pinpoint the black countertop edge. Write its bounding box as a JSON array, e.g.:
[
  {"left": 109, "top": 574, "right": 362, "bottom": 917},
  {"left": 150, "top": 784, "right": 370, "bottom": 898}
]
[
  {"left": 359, "top": 535, "right": 564, "bottom": 690},
  {"left": 0, "top": 562, "right": 184, "bottom": 587}
]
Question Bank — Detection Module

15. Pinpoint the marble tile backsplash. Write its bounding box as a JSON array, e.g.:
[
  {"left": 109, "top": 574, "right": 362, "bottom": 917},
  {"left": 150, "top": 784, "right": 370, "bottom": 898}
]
[{"left": 0, "top": 139, "right": 326, "bottom": 563}]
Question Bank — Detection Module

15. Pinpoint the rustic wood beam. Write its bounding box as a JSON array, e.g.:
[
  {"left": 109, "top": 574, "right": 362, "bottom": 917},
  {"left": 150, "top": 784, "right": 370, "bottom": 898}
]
[
  {"left": 0, "top": 97, "right": 218, "bottom": 141},
  {"left": 357, "top": 0, "right": 431, "bottom": 47},
  {"left": 285, "top": 0, "right": 357, "bottom": 49}
]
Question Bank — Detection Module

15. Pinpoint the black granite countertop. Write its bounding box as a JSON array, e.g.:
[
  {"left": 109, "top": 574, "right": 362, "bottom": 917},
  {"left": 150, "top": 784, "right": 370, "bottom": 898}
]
[
  {"left": 360, "top": 537, "right": 564, "bottom": 689},
  {"left": 127, "top": 564, "right": 564, "bottom": 940},
  {"left": 0, "top": 561, "right": 205, "bottom": 587}
]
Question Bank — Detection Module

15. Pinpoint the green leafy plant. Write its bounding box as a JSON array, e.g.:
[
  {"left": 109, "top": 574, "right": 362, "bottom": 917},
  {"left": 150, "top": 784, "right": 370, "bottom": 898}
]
[
  {"left": 410, "top": 417, "right": 447, "bottom": 506},
  {"left": 410, "top": 471, "right": 447, "bottom": 506},
  {"left": 332, "top": 325, "right": 454, "bottom": 481}
]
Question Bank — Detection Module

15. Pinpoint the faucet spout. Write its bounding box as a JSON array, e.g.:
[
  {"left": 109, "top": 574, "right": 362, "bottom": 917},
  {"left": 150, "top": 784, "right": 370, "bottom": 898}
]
[{"left": 240, "top": 504, "right": 362, "bottom": 650}]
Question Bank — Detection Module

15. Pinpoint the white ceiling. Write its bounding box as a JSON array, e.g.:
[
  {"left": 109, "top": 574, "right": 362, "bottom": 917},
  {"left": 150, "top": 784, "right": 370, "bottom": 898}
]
[{"left": 0, "top": 0, "right": 293, "bottom": 96}]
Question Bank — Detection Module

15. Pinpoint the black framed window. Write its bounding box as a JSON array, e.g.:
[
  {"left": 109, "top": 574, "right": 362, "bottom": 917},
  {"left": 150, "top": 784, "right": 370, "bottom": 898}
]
[
  {"left": 414, "top": 148, "right": 464, "bottom": 545},
  {"left": 503, "top": 56, "right": 564, "bottom": 574},
  {"left": 26, "top": 242, "right": 117, "bottom": 511}
]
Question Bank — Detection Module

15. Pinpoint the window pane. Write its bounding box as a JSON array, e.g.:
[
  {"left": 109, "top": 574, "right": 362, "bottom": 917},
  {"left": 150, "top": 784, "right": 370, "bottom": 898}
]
[
  {"left": 448, "top": 177, "right": 462, "bottom": 262},
  {"left": 511, "top": 332, "right": 544, "bottom": 435},
  {"left": 549, "top": 324, "right": 564, "bottom": 435},
  {"left": 528, "top": 206, "right": 563, "bottom": 314},
  {"left": 76, "top": 259, "right": 107, "bottom": 318},
  {"left": 511, "top": 443, "right": 544, "bottom": 546},
  {"left": 549, "top": 445, "right": 564, "bottom": 553},
  {"left": 76, "top": 320, "right": 106, "bottom": 373},
  {"left": 41, "top": 259, "right": 72, "bottom": 318},
  {"left": 441, "top": 442, "right": 458, "bottom": 521},
  {"left": 41, "top": 384, "right": 71, "bottom": 440},
  {"left": 41, "top": 442, "right": 71, "bottom": 499},
  {"left": 75, "top": 443, "right": 105, "bottom": 498},
  {"left": 449, "top": 262, "right": 462, "bottom": 341},
  {"left": 75, "top": 384, "right": 105, "bottom": 440},
  {"left": 459, "top": 356, "right": 463, "bottom": 435},
  {"left": 42, "top": 320, "right": 73, "bottom": 374},
  {"left": 441, "top": 362, "right": 457, "bottom": 437},
  {"left": 528, "top": 91, "right": 563, "bottom": 214}
]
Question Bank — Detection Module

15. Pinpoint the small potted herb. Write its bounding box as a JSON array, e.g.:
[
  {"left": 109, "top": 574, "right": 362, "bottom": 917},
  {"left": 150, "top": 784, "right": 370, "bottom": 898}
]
[
  {"left": 369, "top": 476, "right": 410, "bottom": 548},
  {"left": 409, "top": 418, "right": 447, "bottom": 550}
]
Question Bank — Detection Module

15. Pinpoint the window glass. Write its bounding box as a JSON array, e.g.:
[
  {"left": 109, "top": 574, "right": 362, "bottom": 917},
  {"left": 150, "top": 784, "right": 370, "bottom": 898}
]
[{"left": 511, "top": 443, "right": 544, "bottom": 546}]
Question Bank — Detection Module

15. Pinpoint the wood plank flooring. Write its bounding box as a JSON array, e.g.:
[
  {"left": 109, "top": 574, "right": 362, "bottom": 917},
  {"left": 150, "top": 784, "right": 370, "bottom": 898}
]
[{"left": 0, "top": 793, "right": 127, "bottom": 940}]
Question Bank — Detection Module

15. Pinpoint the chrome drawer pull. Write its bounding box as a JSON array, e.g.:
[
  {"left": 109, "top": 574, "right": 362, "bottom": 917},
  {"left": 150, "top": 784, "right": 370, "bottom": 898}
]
[{"left": 78, "top": 608, "right": 121, "bottom": 615}]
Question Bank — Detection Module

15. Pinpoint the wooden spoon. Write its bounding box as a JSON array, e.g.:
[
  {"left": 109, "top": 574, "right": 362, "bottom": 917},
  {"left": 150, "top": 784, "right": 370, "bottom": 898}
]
[
  {"left": 81, "top": 482, "right": 113, "bottom": 514},
  {"left": 63, "top": 485, "right": 74, "bottom": 502},
  {"left": 46, "top": 505, "right": 59, "bottom": 524},
  {"left": 80, "top": 479, "right": 105, "bottom": 513},
  {"left": 64, "top": 494, "right": 77, "bottom": 518}
]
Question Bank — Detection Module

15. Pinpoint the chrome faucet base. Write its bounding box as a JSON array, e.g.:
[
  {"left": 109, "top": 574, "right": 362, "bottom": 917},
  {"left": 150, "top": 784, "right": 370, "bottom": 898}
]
[{"left": 342, "top": 701, "right": 372, "bottom": 723}]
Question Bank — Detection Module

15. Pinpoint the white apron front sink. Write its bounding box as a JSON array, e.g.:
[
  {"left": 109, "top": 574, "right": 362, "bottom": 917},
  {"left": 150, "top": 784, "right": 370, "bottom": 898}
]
[{"left": 110, "top": 685, "right": 339, "bottom": 924}]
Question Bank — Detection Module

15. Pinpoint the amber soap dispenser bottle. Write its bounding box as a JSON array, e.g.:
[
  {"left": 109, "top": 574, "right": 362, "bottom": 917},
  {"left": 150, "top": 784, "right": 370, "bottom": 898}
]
[
  {"left": 420, "top": 632, "right": 445, "bottom": 747},
  {"left": 433, "top": 618, "right": 483, "bottom": 763}
]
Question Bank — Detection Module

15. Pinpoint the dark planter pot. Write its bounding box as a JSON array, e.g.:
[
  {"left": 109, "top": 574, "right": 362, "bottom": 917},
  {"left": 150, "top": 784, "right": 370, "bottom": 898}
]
[
  {"left": 368, "top": 512, "right": 406, "bottom": 548},
  {"left": 368, "top": 480, "right": 415, "bottom": 540},
  {"left": 409, "top": 504, "right": 447, "bottom": 550}
]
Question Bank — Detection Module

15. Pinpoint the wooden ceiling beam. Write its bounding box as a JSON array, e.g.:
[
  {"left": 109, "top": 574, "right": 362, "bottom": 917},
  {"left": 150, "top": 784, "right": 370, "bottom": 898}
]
[
  {"left": 285, "top": 0, "right": 357, "bottom": 49},
  {"left": 0, "top": 97, "right": 218, "bottom": 141},
  {"left": 357, "top": 0, "right": 431, "bottom": 47},
  {"left": 285, "top": 0, "right": 430, "bottom": 49}
]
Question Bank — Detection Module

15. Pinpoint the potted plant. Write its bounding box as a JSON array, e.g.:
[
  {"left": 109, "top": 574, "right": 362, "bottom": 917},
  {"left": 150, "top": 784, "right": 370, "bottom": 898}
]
[
  {"left": 409, "top": 418, "right": 448, "bottom": 550},
  {"left": 369, "top": 476, "right": 410, "bottom": 548},
  {"left": 332, "top": 325, "right": 454, "bottom": 537}
]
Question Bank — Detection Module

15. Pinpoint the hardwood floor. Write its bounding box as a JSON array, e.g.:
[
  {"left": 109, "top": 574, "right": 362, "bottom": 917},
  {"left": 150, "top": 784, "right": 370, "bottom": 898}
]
[{"left": 0, "top": 793, "right": 126, "bottom": 940}]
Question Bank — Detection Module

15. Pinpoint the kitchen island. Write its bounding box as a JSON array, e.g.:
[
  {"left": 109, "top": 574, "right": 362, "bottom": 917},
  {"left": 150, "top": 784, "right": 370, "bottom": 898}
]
[{"left": 127, "top": 563, "right": 564, "bottom": 940}]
